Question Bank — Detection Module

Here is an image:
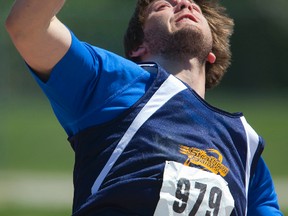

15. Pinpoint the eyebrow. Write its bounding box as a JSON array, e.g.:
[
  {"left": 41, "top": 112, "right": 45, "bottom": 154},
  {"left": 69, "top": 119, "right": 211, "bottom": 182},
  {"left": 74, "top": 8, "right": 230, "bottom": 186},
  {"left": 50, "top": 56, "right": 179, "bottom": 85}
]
[
  {"left": 167, "top": 0, "right": 195, "bottom": 5},
  {"left": 150, "top": 0, "right": 195, "bottom": 10},
  {"left": 173, "top": 0, "right": 194, "bottom": 3}
]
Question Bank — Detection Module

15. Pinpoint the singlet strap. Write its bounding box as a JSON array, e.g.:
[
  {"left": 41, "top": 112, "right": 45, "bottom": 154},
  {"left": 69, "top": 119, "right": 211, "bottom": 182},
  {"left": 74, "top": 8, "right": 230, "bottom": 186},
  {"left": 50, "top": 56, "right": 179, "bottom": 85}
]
[{"left": 91, "top": 75, "right": 187, "bottom": 195}]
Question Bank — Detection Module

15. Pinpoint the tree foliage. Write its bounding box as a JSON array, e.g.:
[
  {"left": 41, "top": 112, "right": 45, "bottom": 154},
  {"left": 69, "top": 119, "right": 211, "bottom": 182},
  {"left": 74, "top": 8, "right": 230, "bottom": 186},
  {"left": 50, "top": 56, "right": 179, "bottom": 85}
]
[{"left": 1, "top": 0, "right": 287, "bottom": 97}]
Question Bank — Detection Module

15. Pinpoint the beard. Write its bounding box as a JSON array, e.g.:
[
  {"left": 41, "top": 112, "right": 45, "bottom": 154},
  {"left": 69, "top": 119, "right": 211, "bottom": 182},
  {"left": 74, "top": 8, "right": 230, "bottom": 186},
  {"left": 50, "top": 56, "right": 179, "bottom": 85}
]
[{"left": 144, "top": 25, "right": 212, "bottom": 63}]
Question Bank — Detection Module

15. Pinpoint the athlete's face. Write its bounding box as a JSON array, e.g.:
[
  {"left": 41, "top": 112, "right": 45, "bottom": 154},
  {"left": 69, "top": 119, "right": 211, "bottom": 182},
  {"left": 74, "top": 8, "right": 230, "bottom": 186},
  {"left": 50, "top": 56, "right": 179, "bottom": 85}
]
[{"left": 143, "top": 0, "right": 213, "bottom": 61}]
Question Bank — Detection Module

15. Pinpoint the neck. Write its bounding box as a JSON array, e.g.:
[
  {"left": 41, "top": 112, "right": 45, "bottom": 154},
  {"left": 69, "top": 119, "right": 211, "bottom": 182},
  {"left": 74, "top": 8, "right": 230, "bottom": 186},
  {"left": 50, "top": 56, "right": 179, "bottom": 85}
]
[{"left": 146, "top": 55, "right": 206, "bottom": 98}]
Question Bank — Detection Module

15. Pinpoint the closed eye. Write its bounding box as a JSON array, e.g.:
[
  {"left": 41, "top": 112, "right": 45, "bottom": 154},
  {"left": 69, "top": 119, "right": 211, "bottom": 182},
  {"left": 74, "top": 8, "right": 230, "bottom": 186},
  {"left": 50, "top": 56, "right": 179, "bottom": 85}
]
[
  {"left": 155, "top": 3, "right": 172, "bottom": 11},
  {"left": 192, "top": 4, "right": 202, "bottom": 14}
]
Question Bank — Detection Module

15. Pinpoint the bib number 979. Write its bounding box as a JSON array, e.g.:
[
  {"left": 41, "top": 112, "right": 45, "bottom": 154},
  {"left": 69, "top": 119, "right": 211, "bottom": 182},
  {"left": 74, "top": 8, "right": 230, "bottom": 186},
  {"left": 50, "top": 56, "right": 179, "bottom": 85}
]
[
  {"left": 173, "top": 178, "right": 222, "bottom": 216},
  {"left": 153, "top": 161, "right": 234, "bottom": 216}
]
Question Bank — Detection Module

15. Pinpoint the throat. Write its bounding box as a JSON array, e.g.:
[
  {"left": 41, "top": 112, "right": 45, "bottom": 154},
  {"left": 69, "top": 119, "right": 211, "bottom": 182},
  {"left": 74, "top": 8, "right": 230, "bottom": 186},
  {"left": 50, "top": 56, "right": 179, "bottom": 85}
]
[
  {"left": 144, "top": 56, "right": 207, "bottom": 98},
  {"left": 175, "top": 71, "right": 206, "bottom": 99}
]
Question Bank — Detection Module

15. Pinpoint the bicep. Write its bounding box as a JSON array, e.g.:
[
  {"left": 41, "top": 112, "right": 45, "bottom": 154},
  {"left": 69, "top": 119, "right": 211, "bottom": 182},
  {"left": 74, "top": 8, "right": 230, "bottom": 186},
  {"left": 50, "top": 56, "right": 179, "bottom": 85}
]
[
  {"left": 9, "top": 17, "right": 71, "bottom": 79},
  {"left": 32, "top": 34, "right": 103, "bottom": 135},
  {"left": 34, "top": 36, "right": 149, "bottom": 136}
]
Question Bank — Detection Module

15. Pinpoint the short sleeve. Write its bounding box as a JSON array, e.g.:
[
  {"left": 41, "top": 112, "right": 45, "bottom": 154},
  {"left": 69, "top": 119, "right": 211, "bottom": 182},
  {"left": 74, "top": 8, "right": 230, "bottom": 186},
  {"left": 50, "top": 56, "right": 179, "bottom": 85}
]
[
  {"left": 29, "top": 31, "right": 154, "bottom": 136},
  {"left": 247, "top": 157, "right": 283, "bottom": 215}
]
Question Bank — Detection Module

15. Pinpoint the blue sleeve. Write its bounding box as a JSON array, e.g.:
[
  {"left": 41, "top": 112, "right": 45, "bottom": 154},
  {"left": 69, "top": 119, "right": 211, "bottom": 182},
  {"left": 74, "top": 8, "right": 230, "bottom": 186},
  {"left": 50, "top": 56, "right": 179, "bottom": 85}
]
[
  {"left": 30, "top": 31, "right": 154, "bottom": 136},
  {"left": 247, "top": 157, "right": 283, "bottom": 215}
]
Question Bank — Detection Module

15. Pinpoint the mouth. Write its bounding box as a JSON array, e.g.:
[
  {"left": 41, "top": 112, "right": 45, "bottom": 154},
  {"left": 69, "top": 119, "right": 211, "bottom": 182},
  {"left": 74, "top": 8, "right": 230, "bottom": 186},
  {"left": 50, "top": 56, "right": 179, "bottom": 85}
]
[{"left": 176, "top": 14, "right": 198, "bottom": 23}]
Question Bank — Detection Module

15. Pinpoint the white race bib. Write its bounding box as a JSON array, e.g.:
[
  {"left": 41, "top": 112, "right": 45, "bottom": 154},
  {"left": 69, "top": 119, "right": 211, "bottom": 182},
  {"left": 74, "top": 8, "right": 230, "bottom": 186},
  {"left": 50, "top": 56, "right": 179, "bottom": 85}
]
[{"left": 154, "top": 161, "right": 234, "bottom": 216}]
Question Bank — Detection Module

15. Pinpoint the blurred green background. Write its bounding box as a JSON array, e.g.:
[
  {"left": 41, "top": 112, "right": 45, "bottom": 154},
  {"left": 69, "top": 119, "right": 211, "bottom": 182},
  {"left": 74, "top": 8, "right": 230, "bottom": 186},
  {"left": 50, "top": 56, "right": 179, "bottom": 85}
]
[{"left": 0, "top": 0, "right": 287, "bottom": 215}]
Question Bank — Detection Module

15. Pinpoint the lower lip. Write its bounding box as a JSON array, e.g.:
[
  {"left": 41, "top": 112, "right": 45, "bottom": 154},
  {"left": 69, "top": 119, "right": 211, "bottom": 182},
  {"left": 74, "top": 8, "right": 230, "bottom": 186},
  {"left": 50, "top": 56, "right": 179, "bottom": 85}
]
[
  {"left": 177, "top": 17, "right": 197, "bottom": 22},
  {"left": 176, "top": 19, "right": 196, "bottom": 24}
]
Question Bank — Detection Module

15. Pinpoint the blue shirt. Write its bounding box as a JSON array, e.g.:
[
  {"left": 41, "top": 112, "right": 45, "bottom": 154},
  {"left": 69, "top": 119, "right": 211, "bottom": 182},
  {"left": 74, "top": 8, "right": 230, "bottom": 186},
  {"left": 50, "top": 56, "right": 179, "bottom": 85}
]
[
  {"left": 31, "top": 32, "right": 155, "bottom": 137},
  {"left": 30, "top": 31, "right": 282, "bottom": 215}
]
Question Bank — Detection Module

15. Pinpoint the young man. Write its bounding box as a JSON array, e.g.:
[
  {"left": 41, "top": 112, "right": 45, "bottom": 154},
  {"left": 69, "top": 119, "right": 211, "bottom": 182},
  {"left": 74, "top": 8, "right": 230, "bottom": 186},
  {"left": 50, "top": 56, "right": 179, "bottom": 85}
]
[{"left": 5, "top": 0, "right": 282, "bottom": 215}]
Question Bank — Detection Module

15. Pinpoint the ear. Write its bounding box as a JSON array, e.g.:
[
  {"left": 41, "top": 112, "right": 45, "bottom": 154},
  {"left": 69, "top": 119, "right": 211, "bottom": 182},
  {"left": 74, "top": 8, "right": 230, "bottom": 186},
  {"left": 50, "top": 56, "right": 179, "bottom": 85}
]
[
  {"left": 207, "top": 52, "right": 216, "bottom": 64},
  {"left": 130, "top": 46, "right": 148, "bottom": 58}
]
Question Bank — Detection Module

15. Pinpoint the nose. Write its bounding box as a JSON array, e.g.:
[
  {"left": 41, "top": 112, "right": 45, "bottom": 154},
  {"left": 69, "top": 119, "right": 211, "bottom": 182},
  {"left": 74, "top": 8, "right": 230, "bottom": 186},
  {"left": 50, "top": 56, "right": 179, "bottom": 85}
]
[{"left": 175, "top": 0, "right": 193, "bottom": 12}]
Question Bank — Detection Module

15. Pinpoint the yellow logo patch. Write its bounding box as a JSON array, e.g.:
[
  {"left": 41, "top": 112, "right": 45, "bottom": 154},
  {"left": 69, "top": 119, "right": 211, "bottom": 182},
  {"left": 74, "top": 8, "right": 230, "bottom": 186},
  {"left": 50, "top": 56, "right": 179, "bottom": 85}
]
[{"left": 179, "top": 145, "right": 229, "bottom": 177}]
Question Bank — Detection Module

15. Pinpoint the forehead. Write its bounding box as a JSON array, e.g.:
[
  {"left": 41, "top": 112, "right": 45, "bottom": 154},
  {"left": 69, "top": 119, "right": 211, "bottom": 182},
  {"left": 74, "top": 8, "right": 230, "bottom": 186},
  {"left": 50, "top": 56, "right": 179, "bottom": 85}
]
[
  {"left": 144, "top": 0, "right": 199, "bottom": 17},
  {"left": 147, "top": 0, "right": 199, "bottom": 9},
  {"left": 153, "top": 0, "right": 194, "bottom": 4}
]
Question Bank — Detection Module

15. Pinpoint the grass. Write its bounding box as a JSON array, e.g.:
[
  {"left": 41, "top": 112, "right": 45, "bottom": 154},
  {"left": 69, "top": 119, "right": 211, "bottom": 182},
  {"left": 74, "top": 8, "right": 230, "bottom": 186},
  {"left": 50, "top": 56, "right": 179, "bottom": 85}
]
[
  {"left": 207, "top": 91, "right": 288, "bottom": 176},
  {"left": 0, "top": 207, "right": 71, "bottom": 216},
  {"left": 0, "top": 97, "right": 73, "bottom": 172},
  {"left": 1, "top": 93, "right": 287, "bottom": 174},
  {"left": 0, "top": 93, "right": 287, "bottom": 215}
]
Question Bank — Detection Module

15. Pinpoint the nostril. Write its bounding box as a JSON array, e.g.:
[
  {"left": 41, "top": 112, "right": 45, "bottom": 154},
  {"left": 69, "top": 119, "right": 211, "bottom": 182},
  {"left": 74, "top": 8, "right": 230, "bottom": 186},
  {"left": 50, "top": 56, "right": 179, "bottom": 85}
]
[
  {"left": 176, "top": 0, "right": 194, "bottom": 12},
  {"left": 179, "top": 2, "right": 193, "bottom": 11}
]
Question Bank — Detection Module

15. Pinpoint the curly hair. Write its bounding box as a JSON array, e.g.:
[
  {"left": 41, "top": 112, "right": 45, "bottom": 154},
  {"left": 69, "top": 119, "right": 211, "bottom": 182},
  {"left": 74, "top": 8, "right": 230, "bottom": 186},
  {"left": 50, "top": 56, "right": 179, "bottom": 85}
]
[{"left": 123, "top": 0, "right": 234, "bottom": 89}]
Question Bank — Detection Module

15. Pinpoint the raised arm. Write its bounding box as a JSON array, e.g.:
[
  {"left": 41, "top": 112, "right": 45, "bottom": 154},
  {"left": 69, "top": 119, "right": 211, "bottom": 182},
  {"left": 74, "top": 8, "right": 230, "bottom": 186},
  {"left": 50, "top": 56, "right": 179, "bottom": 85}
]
[{"left": 5, "top": 0, "right": 71, "bottom": 80}]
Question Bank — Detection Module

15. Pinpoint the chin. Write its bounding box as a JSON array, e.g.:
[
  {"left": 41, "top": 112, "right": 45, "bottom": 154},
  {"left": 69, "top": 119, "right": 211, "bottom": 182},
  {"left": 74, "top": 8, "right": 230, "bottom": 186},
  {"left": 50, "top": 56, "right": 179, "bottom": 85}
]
[{"left": 162, "top": 28, "right": 212, "bottom": 61}]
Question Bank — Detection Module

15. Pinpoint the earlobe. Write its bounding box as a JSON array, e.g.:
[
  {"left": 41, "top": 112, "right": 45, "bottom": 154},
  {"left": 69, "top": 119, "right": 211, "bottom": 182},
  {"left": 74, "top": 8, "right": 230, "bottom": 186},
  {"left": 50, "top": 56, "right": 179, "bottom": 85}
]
[
  {"left": 130, "top": 46, "right": 147, "bottom": 58},
  {"left": 207, "top": 52, "right": 216, "bottom": 64}
]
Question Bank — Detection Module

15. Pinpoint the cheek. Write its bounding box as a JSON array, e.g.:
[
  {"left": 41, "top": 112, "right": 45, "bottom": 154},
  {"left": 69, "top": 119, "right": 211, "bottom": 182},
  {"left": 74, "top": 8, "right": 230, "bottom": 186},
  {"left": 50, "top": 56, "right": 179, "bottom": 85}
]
[
  {"left": 144, "top": 14, "right": 171, "bottom": 33},
  {"left": 208, "top": 27, "right": 213, "bottom": 44},
  {"left": 203, "top": 21, "right": 213, "bottom": 41}
]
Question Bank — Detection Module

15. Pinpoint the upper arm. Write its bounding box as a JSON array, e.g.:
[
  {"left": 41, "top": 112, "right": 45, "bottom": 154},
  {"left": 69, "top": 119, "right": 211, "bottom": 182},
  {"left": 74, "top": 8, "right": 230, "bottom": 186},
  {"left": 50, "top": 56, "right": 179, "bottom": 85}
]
[
  {"left": 5, "top": 1, "right": 71, "bottom": 79},
  {"left": 247, "top": 157, "right": 283, "bottom": 215},
  {"left": 29, "top": 33, "right": 152, "bottom": 136}
]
